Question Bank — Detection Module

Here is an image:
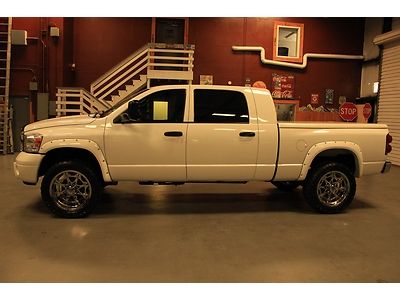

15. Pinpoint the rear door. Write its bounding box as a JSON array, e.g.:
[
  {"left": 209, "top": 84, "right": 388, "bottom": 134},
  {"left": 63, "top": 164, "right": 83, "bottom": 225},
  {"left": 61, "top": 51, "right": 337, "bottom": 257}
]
[{"left": 186, "top": 87, "right": 259, "bottom": 181}]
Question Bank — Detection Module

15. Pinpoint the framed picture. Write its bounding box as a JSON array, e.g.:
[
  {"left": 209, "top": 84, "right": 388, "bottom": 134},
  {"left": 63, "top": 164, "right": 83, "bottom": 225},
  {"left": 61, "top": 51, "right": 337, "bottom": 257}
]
[
  {"left": 325, "top": 89, "right": 334, "bottom": 105},
  {"left": 200, "top": 75, "right": 213, "bottom": 85}
]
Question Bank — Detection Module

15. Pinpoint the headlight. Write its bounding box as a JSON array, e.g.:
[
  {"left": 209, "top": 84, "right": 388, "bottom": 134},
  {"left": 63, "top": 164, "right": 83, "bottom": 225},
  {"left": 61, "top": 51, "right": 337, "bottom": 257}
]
[{"left": 23, "top": 133, "right": 43, "bottom": 153}]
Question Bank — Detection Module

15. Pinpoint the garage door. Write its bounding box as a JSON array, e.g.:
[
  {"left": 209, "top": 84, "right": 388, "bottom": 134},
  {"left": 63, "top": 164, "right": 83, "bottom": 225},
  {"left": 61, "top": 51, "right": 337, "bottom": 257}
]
[{"left": 378, "top": 40, "right": 400, "bottom": 166}]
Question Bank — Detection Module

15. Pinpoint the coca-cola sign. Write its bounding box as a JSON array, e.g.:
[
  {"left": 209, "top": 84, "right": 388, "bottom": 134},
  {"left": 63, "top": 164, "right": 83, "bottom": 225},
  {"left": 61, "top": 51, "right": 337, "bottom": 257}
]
[{"left": 272, "top": 73, "right": 295, "bottom": 99}]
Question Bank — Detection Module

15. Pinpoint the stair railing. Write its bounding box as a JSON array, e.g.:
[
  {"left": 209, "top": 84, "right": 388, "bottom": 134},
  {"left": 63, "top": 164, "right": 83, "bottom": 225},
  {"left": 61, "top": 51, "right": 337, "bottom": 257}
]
[
  {"left": 56, "top": 87, "right": 112, "bottom": 117},
  {"left": 90, "top": 43, "right": 195, "bottom": 102},
  {"left": 57, "top": 43, "right": 195, "bottom": 116},
  {"left": 147, "top": 43, "right": 195, "bottom": 82},
  {"left": 90, "top": 44, "right": 149, "bottom": 101}
]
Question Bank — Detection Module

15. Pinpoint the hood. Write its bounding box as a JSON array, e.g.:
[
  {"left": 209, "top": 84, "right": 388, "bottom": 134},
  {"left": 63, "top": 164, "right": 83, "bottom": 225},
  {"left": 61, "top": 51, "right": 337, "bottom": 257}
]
[{"left": 24, "top": 115, "right": 96, "bottom": 132}]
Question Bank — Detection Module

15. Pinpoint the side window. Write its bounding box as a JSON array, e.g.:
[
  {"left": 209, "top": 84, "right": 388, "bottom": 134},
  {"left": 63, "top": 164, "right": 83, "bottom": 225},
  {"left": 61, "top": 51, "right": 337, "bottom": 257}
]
[
  {"left": 134, "top": 89, "right": 186, "bottom": 123},
  {"left": 194, "top": 89, "right": 249, "bottom": 123}
]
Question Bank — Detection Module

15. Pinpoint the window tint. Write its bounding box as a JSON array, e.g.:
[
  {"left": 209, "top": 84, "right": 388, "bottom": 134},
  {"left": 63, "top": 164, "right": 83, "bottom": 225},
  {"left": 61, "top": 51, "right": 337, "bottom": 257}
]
[
  {"left": 194, "top": 89, "right": 249, "bottom": 123},
  {"left": 134, "top": 89, "right": 186, "bottom": 123}
]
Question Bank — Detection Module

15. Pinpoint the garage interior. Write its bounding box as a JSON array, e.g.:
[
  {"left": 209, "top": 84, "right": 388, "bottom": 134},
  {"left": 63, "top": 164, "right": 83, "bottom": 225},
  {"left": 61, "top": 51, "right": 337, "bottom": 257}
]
[
  {"left": 1, "top": 16, "right": 400, "bottom": 283},
  {"left": 1, "top": 154, "right": 400, "bottom": 282}
]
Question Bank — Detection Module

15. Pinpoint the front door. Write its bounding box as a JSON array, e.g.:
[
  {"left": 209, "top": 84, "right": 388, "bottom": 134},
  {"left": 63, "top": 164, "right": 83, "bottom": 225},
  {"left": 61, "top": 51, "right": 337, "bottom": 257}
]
[
  {"left": 186, "top": 87, "right": 259, "bottom": 181},
  {"left": 104, "top": 87, "right": 189, "bottom": 181},
  {"left": 155, "top": 18, "right": 185, "bottom": 44}
]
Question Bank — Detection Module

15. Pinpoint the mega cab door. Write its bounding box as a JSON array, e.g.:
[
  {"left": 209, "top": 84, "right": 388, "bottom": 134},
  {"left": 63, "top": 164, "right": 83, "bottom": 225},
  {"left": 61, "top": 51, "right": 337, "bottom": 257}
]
[
  {"left": 186, "top": 87, "right": 259, "bottom": 181},
  {"left": 104, "top": 88, "right": 189, "bottom": 181}
]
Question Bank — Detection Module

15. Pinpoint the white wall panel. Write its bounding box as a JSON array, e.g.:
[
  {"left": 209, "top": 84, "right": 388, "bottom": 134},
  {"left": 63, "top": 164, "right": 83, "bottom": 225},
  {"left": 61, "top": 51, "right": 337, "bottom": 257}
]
[{"left": 378, "top": 41, "right": 400, "bottom": 165}]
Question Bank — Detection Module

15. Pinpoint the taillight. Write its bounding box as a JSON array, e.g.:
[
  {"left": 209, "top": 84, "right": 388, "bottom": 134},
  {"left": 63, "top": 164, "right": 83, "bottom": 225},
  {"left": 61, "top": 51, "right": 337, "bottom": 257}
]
[{"left": 385, "top": 133, "right": 393, "bottom": 155}]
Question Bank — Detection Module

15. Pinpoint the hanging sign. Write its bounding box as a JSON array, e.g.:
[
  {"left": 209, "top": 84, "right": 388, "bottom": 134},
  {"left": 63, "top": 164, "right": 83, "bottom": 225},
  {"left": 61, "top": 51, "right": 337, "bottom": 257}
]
[{"left": 311, "top": 93, "right": 319, "bottom": 105}]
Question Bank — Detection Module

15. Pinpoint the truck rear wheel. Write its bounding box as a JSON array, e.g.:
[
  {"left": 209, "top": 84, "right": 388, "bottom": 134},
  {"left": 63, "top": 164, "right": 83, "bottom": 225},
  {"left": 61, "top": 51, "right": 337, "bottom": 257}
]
[
  {"left": 41, "top": 160, "right": 102, "bottom": 218},
  {"left": 303, "top": 162, "right": 356, "bottom": 213},
  {"left": 271, "top": 181, "right": 301, "bottom": 191}
]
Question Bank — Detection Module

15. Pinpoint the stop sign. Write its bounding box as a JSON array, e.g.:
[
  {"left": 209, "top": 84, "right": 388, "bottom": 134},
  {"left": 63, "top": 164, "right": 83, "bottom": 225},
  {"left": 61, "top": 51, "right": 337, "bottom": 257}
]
[
  {"left": 363, "top": 103, "right": 372, "bottom": 120},
  {"left": 339, "top": 102, "right": 358, "bottom": 122}
]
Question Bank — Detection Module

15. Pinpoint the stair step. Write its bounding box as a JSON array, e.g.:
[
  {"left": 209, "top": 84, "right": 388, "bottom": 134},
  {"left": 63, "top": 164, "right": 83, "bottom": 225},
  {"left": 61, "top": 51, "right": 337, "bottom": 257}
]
[
  {"left": 111, "top": 95, "right": 121, "bottom": 102},
  {"left": 118, "top": 90, "right": 128, "bottom": 97},
  {"left": 125, "top": 85, "right": 135, "bottom": 93},
  {"left": 0, "top": 23, "right": 9, "bottom": 26}
]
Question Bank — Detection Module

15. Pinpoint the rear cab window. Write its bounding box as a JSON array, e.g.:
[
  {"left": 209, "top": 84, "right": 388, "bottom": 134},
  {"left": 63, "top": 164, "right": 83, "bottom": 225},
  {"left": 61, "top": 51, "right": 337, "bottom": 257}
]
[{"left": 193, "top": 89, "right": 249, "bottom": 123}]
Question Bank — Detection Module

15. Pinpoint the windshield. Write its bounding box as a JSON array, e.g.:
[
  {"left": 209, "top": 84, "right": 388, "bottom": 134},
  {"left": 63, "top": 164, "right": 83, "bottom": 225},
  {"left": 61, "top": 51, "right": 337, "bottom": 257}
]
[{"left": 94, "top": 88, "right": 149, "bottom": 117}]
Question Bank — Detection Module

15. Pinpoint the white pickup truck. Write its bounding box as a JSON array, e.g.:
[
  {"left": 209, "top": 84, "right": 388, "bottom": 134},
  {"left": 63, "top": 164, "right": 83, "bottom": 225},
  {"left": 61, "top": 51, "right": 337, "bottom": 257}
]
[{"left": 14, "top": 85, "right": 392, "bottom": 218}]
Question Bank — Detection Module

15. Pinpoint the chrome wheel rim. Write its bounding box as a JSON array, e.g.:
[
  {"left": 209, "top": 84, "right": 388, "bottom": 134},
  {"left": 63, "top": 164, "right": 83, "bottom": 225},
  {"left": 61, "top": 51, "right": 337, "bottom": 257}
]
[
  {"left": 317, "top": 171, "right": 350, "bottom": 207},
  {"left": 49, "top": 170, "right": 92, "bottom": 212}
]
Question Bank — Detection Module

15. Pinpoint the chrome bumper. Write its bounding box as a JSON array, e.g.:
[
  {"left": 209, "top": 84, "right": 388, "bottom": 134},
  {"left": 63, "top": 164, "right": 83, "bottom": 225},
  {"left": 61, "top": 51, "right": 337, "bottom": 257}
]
[{"left": 381, "top": 161, "right": 391, "bottom": 173}]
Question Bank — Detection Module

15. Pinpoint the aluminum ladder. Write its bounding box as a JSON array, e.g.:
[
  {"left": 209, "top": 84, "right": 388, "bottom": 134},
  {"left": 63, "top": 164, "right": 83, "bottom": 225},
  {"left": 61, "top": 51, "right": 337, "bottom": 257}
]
[{"left": 0, "top": 17, "right": 13, "bottom": 154}]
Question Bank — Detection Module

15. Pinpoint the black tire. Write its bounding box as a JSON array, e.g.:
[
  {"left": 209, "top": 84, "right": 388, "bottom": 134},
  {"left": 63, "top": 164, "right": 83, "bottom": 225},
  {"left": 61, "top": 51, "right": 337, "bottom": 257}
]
[
  {"left": 303, "top": 162, "right": 356, "bottom": 214},
  {"left": 41, "top": 160, "right": 102, "bottom": 218},
  {"left": 271, "top": 181, "right": 301, "bottom": 191}
]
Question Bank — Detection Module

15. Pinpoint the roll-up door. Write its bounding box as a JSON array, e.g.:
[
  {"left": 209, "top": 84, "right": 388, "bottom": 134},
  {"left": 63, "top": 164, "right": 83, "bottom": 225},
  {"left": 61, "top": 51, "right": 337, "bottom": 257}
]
[{"left": 378, "top": 40, "right": 400, "bottom": 165}]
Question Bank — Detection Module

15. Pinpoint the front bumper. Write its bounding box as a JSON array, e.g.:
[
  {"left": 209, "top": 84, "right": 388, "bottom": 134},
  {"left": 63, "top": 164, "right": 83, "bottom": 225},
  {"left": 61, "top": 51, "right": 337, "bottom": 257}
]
[
  {"left": 14, "top": 152, "right": 44, "bottom": 184},
  {"left": 381, "top": 161, "right": 391, "bottom": 173}
]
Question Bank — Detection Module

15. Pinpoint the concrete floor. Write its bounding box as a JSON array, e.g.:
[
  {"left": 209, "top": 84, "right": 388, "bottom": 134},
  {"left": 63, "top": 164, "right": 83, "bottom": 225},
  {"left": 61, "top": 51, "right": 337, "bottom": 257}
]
[{"left": 0, "top": 154, "right": 399, "bottom": 283}]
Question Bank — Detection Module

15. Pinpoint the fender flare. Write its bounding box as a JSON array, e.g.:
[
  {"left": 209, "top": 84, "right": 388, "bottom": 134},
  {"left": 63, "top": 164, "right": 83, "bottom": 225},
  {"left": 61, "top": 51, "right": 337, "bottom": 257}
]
[
  {"left": 298, "top": 141, "right": 363, "bottom": 181},
  {"left": 39, "top": 139, "right": 113, "bottom": 182}
]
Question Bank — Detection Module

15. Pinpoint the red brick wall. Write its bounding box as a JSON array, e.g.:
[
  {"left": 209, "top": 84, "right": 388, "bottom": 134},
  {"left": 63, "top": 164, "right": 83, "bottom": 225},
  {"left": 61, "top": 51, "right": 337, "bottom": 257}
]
[
  {"left": 71, "top": 17, "right": 151, "bottom": 89},
  {"left": 11, "top": 17, "right": 65, "bottom": 118},
  {"left": 189, "top": 17, "right": 364, "bottom": 107},
  {"left": 10, "top": 17, "right": 364, "bottom": 111}
]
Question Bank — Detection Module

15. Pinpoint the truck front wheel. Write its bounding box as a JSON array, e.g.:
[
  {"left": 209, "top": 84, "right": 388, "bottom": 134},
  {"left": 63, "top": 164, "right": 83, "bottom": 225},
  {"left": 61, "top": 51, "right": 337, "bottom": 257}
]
[
  {"left": 41, "top": 160, "right": 102, "bottom": 218},
  {"left": 303, "top": 162, "right": 356, "bottom": 213}
]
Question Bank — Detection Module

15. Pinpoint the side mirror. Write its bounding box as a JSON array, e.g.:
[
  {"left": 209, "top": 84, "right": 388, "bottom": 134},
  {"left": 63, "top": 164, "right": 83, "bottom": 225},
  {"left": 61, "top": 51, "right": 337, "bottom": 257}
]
[
  {"left": 114, "top": 113, "right": 131, "bottom": 124},
  {"left": 128, "top": 100, "right": 141, "bottom": 120}
]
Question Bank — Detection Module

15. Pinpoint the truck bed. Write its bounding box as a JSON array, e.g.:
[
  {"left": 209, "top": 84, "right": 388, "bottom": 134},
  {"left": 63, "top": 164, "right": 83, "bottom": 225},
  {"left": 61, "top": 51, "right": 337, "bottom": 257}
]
[
  {"left": 274, "top": 122, "right": 388, "bottom": 181},
  {"left": 278, "top": 122, "right": 388, "bottom": 129}
]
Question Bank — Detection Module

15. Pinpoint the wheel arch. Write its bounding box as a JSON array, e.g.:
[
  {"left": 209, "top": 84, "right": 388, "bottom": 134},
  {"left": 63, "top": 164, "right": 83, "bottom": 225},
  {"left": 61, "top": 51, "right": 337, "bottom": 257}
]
[
  {"left": 38, "top": 139, "right": 112, "bottom": 183},
  {"left": 298, "top": 141, "right": 363, "bottom": 181}
]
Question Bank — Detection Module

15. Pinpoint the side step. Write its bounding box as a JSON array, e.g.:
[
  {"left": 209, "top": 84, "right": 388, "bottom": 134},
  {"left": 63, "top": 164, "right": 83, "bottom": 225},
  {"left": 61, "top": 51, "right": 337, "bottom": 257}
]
[{"left": 139, "top": 182, "right": 185, "bottom": 186}]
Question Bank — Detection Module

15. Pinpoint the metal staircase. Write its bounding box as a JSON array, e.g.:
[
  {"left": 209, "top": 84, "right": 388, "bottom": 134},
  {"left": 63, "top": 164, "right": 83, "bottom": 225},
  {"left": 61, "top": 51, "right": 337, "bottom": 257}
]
[
  {"left": 57, "top": 43, "right": 194, "bottom": 116},
  {"left": 0, "top": 17, "right": 13, "bottom": 154}
]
